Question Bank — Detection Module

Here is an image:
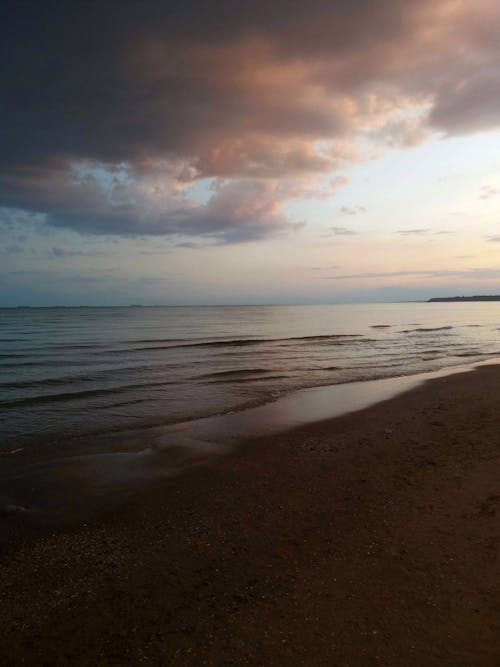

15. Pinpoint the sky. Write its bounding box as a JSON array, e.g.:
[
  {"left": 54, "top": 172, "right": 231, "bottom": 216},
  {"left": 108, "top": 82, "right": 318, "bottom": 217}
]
[{"left": 1, "top": 0, "right": 499, "bottom": 305}]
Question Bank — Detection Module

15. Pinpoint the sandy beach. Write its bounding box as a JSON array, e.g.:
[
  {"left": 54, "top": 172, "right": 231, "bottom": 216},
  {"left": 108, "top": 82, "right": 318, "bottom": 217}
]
[{"left": 1, "top": 364, "right": 499, "bottom": 665}]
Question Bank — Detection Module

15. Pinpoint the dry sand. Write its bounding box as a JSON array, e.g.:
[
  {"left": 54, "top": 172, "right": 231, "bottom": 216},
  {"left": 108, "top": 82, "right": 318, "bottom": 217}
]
[{"left": 0, "top": 365, "right": 499, "bottom": 665}]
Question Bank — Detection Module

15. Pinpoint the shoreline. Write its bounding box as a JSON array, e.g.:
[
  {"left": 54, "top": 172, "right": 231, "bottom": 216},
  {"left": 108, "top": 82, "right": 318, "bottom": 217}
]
[
  {"left": 1, "top": 364, "right": 499, "bottom": 664},
  {"left": 2, "top": 357, "right": 500, "bottom": 544}
]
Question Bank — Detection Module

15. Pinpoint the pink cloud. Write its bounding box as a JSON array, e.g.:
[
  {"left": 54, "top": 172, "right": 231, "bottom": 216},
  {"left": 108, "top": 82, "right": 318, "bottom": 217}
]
[{"left": 2, "top": 0, "right": 500, "bottom": 240}]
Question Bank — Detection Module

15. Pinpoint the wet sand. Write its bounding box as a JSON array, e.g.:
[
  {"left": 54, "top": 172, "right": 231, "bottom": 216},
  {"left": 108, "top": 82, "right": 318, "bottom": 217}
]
[{"left": 1, "top": 364, "right": 499, "bottom": 665}]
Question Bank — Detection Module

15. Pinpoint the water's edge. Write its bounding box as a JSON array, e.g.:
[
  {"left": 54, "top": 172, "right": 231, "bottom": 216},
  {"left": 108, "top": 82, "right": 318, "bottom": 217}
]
[{"left": 1, "top": 357, "right": 499, "bottom": 544}]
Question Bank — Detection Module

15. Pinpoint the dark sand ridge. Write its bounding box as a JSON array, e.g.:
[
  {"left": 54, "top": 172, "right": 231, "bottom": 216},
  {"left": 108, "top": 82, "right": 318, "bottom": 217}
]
[{"left": 0, "top": 364, "right": 499, "bottom": 665}]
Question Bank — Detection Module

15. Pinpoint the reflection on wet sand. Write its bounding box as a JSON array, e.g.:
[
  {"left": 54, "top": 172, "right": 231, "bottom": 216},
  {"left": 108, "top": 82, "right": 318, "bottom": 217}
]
[{"left": 1, "top": 358, "right": 499, "bottom": 541}]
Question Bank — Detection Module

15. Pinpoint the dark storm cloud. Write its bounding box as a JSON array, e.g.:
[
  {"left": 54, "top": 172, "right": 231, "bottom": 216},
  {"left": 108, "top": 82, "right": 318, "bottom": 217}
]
[
  {"left": 1, "top": 1, "right": 357, "bottom": 170},
  {"left": 2, "top": 0, "right": 500, "bottom": 239}
]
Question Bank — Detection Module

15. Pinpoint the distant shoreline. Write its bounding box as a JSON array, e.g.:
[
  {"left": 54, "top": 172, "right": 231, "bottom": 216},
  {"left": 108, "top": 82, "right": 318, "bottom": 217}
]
[
  {"left": 428, "top": 295, "right": 500, "bottom": 302},
  {"left": 3, "top": 297, "right": 500, "bottom": 308}
]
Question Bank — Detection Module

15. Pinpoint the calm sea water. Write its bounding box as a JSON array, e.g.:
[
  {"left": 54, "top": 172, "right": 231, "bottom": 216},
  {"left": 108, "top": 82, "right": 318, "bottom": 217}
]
[{"left": 0, "top": 303, "right": 499, "bottom": 455}]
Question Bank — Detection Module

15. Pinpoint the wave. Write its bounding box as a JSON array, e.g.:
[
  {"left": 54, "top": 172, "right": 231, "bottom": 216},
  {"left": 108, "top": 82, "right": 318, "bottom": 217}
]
[
  {"left": 348, "top": 361, "right": 417, "bottom": 370},
  {"left": 197, "top": 368, "right": 274, "bottom": 379},
  {"left": 95, "top": 397, "right": 150, "bottom": 409},
  {"left": 0, "top": 352, "right": 32, "bottom": 359},
  {"left": 400, "top": 326, "right": 454, "bottom": 333},
  {"left": 206, "top": 374, "right": 289, "bottom": 385},
  {"left": 0, "top": 379, "right": 180, "bottom": 409},
  {"left": 114, "top": 333, "right": 365, "bottom": 353},
  {"left": 0, "top": 358, "right": 114, "bottom": 369},
  {"left": 129, "top": 338, "right": 188, "bottom": 344},
  {"left": 0, "top": 376, "right": 83, "bottom": 390},
  {"left": 99, "top": 340, "right": 265, "bottom": 354},
  {"left": 0, "top": 361, "right": 185, "bottom": 390},
  {"left": 160, "top": 339, "right": 264, "bottom": 350},
  {"left": 0, "top": 361, "right": 51, "bottom": 368},
  {"left": 302, "top": 337, "right": 375, "bottom": 345},
  {"left": 192, "top": 333, "right": 363, "bottom": 348},
  {"left": 454, "top": 351, "right": 499, "bottom": 357},
  {"left": 3, "top": 343, "right": 107, "bottom": 353}
]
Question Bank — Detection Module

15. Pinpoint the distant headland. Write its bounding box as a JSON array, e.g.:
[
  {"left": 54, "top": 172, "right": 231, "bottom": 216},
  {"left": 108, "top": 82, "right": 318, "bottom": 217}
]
[{"left": 428, "top": 295, "right": 500, "bottom": 302}]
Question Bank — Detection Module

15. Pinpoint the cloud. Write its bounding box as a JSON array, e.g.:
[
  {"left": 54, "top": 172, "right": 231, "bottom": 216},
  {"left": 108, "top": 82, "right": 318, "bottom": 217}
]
[
  {"left": 311, "top": 265, "right": 340, "bottom": 271},
  {"left": 329, "top": 226, "right": 356, "bottom": 236},
  {"left": 330, "top": 176, "right": 349, "bottom": 192},
  {"left": 175, "top": 241, "right": 203, "bottom": 249},
  {"left": 429, "top": 65, "right": 500, "bottom": 135},
  {"left": 323, "top": 267, "right": 500, "bottom": 280},
  {"left": 368, "top": 114, "right": 430, "bottom": 148},
  {"left": 486, "top": 235, "right": 500, "bottom": 242},
  {"left": 397, "top": 228, "right": 430, "bottom": 235},
  {"left": 0, "top": 269, "right": 117, "bottom": 286},
  {"left": 2, "top": 0, "right": 500, "bottom": 239},
  {"left": 50, "top": 246, "right": 109, "bottom": 258},
  {"left": 0, "top": 162, "right": 304, "bottom": 242},
  {"left": 480, "top": 186, "right": 500, "bottom": 199},
  {"left": 138, "top": 249, "right": 171, "bottom": 255},
  {"left": 1, "top": 244, "right": 25, "bottom": 256},
  {"left": 340, "top": 205, "right": 366, "bottom": 216}
]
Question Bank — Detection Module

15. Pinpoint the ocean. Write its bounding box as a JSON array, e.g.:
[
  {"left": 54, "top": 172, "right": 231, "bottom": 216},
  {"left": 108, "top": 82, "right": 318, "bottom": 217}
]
[
  {"left": 1, "top": 302, "right": 499, "bottom": 455},
  {"left": 0, "top": 302, "right": 499, "bottom": 532}
]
